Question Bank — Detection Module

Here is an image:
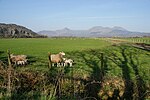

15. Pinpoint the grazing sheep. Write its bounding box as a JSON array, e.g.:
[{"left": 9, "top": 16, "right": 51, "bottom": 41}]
[
  {"left": 63, "top": 58, "right": 74, "bottom": 67},
  {"left": 17, "top": 60, "right": 25, "bottom": 65},
  {"left": 50, "top": 52, "right": 65, "bottom": 67},
  {"left": 10, "top": 54, "right": 27, "bottom": 66},
  {"left": 17, "top": 59, "right": 28, "bottom": 66}
]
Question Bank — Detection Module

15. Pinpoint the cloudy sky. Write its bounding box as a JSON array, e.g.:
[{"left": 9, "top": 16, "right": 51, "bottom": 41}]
[{"left": 0, "top": 0, "right": 150, "bottom": 32}]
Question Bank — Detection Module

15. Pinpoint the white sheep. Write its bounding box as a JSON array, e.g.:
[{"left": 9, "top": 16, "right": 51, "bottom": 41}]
[
  {"left": 17, "top": 60, "right": 25, "bottom": 65},
  {"left": 17, "top": 59, "right": 28, "bottom": 66},
  {"left": 63, "top": 58, "right": 74, "bottom": 67},
  {"left": 50, "top": 52, "right": 65, "bottom": 67}
]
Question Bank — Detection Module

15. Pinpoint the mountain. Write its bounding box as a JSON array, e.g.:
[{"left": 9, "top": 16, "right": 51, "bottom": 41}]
[
  {"left": 38, "top": 28, "right": 89, "bottom": 37},
  {"left": 0, "top": 23, "right": 47, "bottom": 38},
  {"left": 38, "top": 30, "right": 57, "bottom": 37},
  {"left": 38, "top": 26, "right": 150, "bottom": 37}
]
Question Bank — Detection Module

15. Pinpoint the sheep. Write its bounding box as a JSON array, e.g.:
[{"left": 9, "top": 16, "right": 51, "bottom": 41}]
[
  {"left": 17, "top": 59, "right": 28, "bottom": 66},
  {"left": 10, "top": 54, "right": 27, "bottom": 65},
  {"left": 50, "top": 52, "right": 65, "bottom": 67},
  {"left": 63, "top": 58, "right": 74, "bottom": 67},
  {"left": 10, "top": 54, "right": 27, "bottom": 59},
  {"left": 17, "top": 60, "right": 25, "bottom": 65}
]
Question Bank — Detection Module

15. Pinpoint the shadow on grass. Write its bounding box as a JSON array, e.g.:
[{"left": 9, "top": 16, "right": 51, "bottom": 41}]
[
  {"left": 65, "top": 49, "right": 109, "bottom": 99},
  {"left": 1, "top": 45, "right": 148, "bottom": 99},
  {"left": 109, "top": 46, "right": 134, "bottom": 99},
  {"left": 108, "top": 45, "right": 147, "bottom": 99},
  {"left": 0, "top": 51, "right": 4, "bottom": 55},
  {"left": 129, "top": 51, "right": 146, "bottom": 99},
  {"left": 27, "top": 55, "right": 38, "bottom": 65}
]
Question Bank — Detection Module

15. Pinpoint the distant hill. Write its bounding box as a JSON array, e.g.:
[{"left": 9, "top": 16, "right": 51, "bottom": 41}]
[
  {"left": 38, "top": 26, "right": 150, "bottom": 37},
  {"left": 0, "top": 23, "right": 47, "bottom": 38}
]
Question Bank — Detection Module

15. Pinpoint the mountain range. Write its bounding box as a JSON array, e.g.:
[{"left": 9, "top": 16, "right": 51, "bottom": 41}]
[
  {"left": 0, "top": 23, "right": 149, "bottom": 38},
  {"left": 38, "top": 26, "right": 150, "bottom": 37}
]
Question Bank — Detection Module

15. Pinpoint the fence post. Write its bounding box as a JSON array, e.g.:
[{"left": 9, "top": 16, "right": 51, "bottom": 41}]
[
  {"left": 48, "top": 52, "right": 52, "bottom": 69},
  {"left": 7, "top": 50, "right": 13, "bottom": 98}
]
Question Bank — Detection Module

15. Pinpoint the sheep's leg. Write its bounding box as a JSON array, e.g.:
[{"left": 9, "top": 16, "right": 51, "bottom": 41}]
[
  {"left": 53, "top": 63, "right": 57, "bottom": 67},
  {"left": 57, "top": 62, "right": 63, "bottom": 67},
  {"left": 22, "top": 61, "right": 25, "bottom": 66},
  {"left": 70, "top": 63, "right": 72, "bottom": 67},
  {"left": 24, "top": 60, "right": 27, "bottom": 65},
  {"left": 60, "top": 62, "right": 64, "bottom": 66},
  {"left": 17, "top": 61, "right": 19, "bottom": 66},
  {"left": 61, "top": 62, "right": 63, "bottom": 66},
  {"left": 56, "top": 63, "right": 58, "bottom": 67},
  {"left": 57, "top": 63, "right": 60, "bottom": 67},
  {"left": 63, "top": 63, "right": 66, "bottom": 67},
  {"left": 15, "top": 61, "right": 17, "bottom": 66},
  {"left": 59, "top": 62, "right": 61, "bottom": 66},
  {"left": 60, "top": 62, "right": 63, "bottom": 66},
  {"left": 20, "top": 62, "right": 22, "bottom": 66},
  {"left": 24, "top": 59, "right": 27, "bottom": 66},
  {"left": 52, "top": 63, "right": 55, "bottom": 66}
]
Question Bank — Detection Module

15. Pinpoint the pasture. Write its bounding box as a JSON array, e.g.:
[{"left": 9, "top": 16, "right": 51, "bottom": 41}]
[
  {"left": 0, "top": 38, "right": 150, "bottom": 99},
  {"left": 0, "top": 38, "right": 110, "bottom": 71}
]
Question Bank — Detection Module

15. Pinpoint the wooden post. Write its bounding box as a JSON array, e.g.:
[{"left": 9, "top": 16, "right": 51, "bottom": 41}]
[
  {"left": 58, "top": 74, "right": 61, "bottom": 100},
  {"left": 48, "top": 52, "right": 52, "bottom": 69},
  {"left": 7, "top": 50, "right": 13, "bottom": 97}
]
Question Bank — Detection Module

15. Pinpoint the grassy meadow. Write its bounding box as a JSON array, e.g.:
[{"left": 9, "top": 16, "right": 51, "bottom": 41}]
[
  {"left": 0, "top": 38, "right": 110, "bottom": 71},
  {"left": 0, "top": 38, "right": 150, "bottom": 99}
]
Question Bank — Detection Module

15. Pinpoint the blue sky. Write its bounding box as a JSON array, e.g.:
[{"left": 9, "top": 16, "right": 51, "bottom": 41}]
[{"left": 0, "top": 0, "right": 150, "bottom": 32}]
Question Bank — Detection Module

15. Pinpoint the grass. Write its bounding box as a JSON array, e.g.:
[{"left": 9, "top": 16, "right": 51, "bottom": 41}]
[
  {"left": 0, "top": 38, "right": 110, "bottom": 71},
  {"left": 0, "top": 38, "right": 150, "bottom": 99},
  {"left": 0, "top": 38, "right": 149, "bottom": 80},
  {"left": 0, "top": 38, "right": 110, "bottom": 54}
]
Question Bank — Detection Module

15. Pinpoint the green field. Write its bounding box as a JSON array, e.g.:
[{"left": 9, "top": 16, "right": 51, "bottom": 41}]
[
  {"left": 0, "top": 38, "right": 110, "bottom": 55},
  {"left": 0, "top": 38, "right": 110, "bottom": 71},
  {"left": 0, "top": 38, "right": 150, "bottom": 99}
]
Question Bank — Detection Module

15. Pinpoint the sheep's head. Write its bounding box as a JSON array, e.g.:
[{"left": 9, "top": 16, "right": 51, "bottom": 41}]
[
  {"left": 63, "top": 58, "right": 66, "bottom": 61},
  {"left": 59, "top": 52, "right": 65, "bottom": 56}
]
